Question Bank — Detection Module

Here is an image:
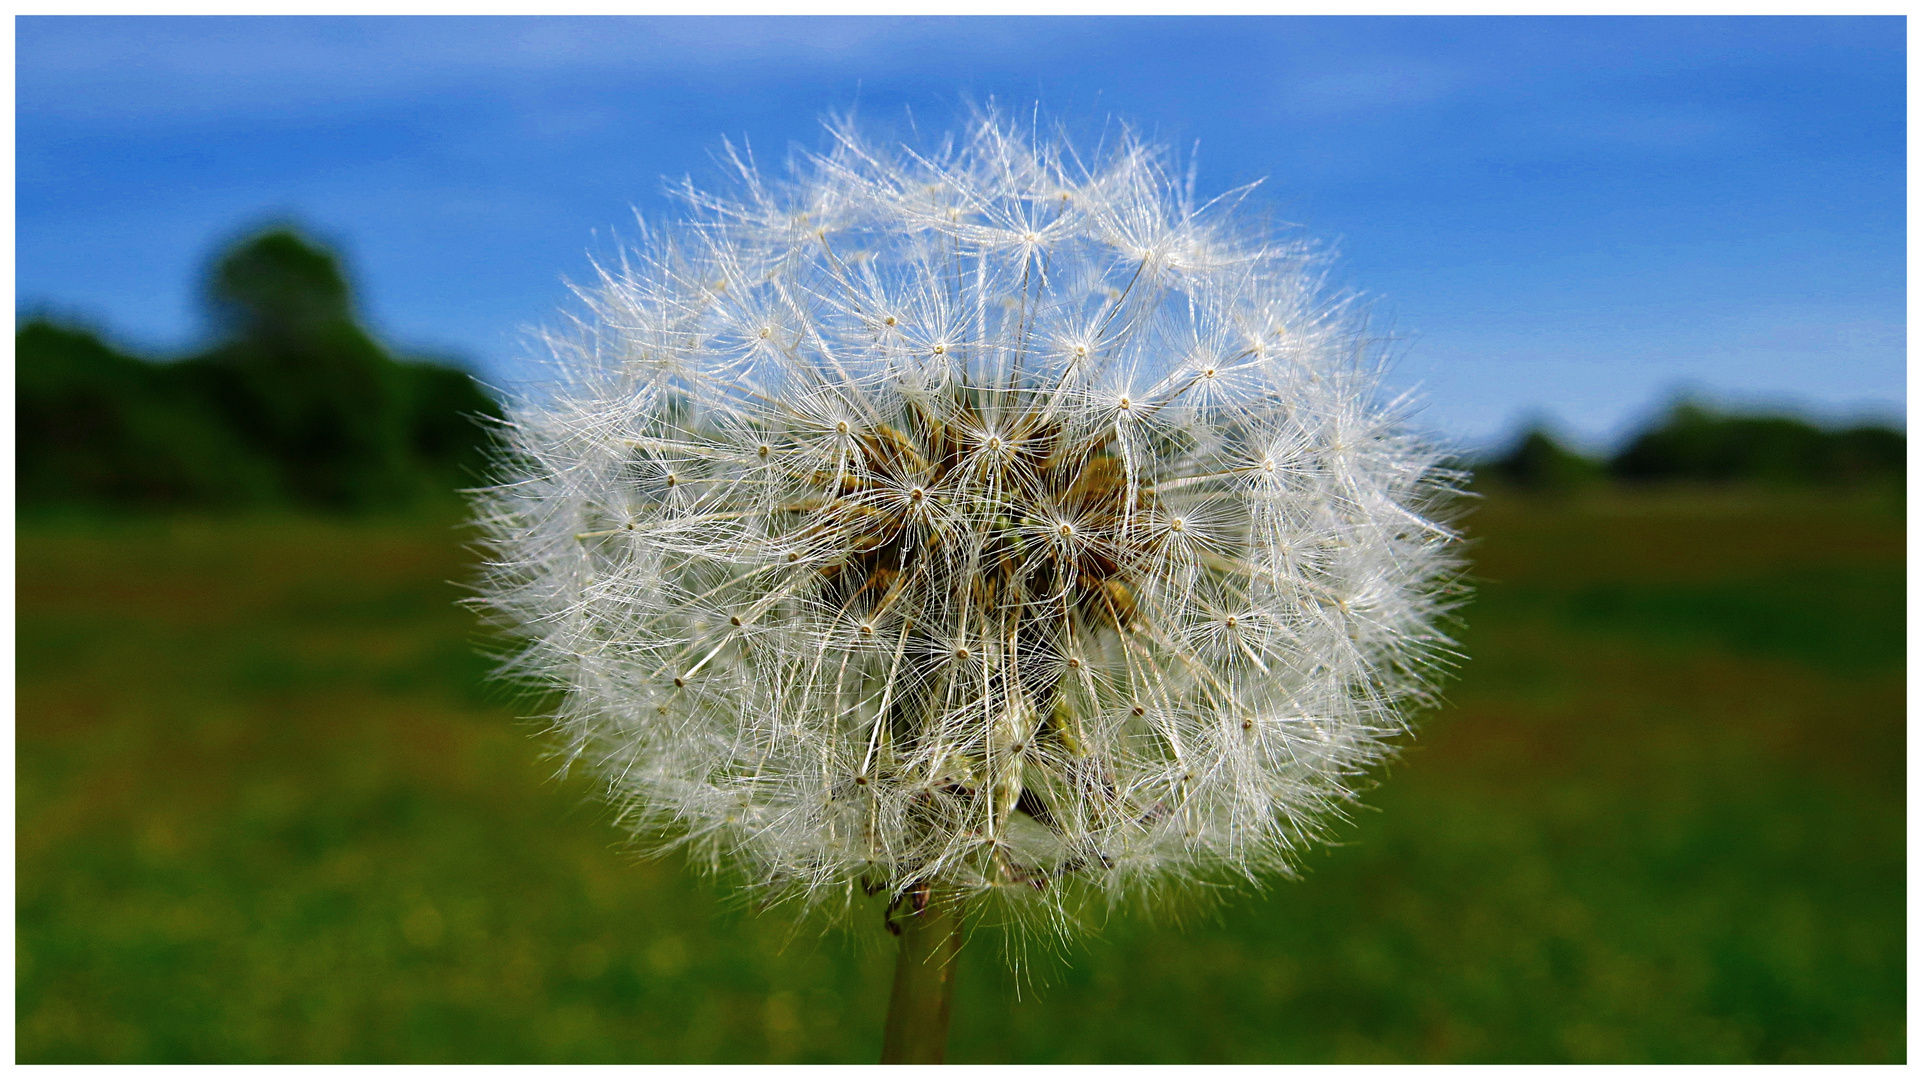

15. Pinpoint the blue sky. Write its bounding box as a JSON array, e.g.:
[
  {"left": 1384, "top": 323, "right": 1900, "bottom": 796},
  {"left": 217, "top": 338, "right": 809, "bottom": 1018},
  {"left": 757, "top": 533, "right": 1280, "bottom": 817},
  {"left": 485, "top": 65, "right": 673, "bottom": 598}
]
[{"left": 17, "top": 16, "right": 1905, "bottom": 450}]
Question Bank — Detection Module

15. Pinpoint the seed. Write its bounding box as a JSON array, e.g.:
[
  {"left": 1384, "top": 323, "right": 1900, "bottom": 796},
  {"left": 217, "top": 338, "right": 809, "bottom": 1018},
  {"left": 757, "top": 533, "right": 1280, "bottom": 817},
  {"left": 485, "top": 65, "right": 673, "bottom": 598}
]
[
  {"left": 859, "top": 623, "right": 874, "bottom": 636},
  {"left": 953, "top": 646, "right": 970, "bottom": 660},
  {"left": 757, "top": 444, "right": 770, "bottom": 458},
  {"left": 729, "top": 615, "right": 743, "bottom": 626},
  {"left": 883, "top": 315, "right": 897, "bottom": 326},
  {"left": 836, "top": 420, "right": 850, "bottom": 434},
  {"left": 1224, "top": 616, "right": 1238, "bottom": 629},
  {"left": 854, "top": 775, "right": 869, "bottom": 786},
  {"left": 664, "top": 473, "right": 677, "bottom": 487},
  {"left": 1169, "top": 518, "right": 1185, "bottom": 533},
  {"left": 673, "top": 676, "right": 686, "bottom": 688},
  {"left": 1066, "top": 657, "right": 1082, "bottom": 669},
  {"left": 1131, "top": 704, "right": 1145, "bottom": 717},
  {"left": 910, "top": 487, "right": 925, "bottom": 501},
  {"left": 1058, "top": 522, "right": 1074, "bottom": 537}
]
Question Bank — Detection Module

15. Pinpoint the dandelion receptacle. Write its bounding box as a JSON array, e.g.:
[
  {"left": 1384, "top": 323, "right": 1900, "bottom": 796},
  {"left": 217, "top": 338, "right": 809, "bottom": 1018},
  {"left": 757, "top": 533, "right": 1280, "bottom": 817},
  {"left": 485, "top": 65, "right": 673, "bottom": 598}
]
[{"left": 473, "top": 108, "right": 1463, "bottom": 1062}]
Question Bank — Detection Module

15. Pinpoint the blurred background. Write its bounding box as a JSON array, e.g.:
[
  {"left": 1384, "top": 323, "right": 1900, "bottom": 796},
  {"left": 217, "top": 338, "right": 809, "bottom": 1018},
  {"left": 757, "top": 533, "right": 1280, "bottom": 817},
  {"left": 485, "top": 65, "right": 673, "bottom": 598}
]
[{"left": 16, "top": 16, "right": 1905, "bottom": 1063}]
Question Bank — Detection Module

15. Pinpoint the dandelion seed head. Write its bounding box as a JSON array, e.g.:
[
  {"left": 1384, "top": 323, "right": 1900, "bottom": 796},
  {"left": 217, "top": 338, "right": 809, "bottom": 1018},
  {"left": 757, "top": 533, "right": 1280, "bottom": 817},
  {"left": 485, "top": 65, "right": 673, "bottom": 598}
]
[{"left": 473, "top": 107, "right": 1464, "bottom": 941}]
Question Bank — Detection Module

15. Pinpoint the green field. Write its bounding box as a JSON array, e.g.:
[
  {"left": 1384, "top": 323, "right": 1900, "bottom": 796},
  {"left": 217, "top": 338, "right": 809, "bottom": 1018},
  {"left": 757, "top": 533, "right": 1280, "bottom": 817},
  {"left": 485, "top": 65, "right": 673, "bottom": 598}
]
[{"left": 17, "top": 487, "right": 1905, "bottom": 1062}]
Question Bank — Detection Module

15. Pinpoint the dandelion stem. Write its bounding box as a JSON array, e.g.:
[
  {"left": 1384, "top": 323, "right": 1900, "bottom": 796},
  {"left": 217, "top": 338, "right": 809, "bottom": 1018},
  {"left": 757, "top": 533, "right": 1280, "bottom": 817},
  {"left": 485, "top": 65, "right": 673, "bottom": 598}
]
[{"left": 880, "top": 893, "right": 964, "bottom": 1064}]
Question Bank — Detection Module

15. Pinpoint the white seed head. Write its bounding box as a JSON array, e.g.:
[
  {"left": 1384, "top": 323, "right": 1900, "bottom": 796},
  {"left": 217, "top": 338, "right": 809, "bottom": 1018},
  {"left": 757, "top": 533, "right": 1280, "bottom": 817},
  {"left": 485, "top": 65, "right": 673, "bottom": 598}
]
[{"left": 472, "top": 108, "right": 1464, "bottom": 941}]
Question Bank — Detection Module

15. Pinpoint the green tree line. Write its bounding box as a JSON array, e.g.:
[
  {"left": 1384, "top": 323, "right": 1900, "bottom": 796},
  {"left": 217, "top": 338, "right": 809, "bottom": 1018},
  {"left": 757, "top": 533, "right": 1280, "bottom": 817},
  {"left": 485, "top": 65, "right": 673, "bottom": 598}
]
[
  {"left": 1483, "top": 402, "right": 1903, "bottom": 493},
  {"left": 18, "top": 227, "right": 501, "bottom": 512},
  {"left": 18, "top": 226, "right": 1900, "bottom": 507}
]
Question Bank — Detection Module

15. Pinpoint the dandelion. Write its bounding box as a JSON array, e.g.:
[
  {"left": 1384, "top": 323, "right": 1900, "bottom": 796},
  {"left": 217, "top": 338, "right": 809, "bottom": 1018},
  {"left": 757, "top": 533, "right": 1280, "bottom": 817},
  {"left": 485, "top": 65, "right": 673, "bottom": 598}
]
[{"left": 472, "top": 107, "right": 1464, "bottom": 1061}]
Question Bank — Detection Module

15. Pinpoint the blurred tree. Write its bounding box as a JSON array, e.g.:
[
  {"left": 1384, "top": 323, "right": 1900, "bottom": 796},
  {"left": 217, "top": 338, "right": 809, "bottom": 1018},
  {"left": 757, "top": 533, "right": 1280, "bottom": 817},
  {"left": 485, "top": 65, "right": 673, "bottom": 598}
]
[
  {"left": 1611, "top": 400, "right": 1904, "bottom": 487},
  {"left": 16, "top": 225, "right": 500, "bottom": 512},
  {"left": 16, "top": 319, "right": 277, "bottom": 507},
  {"left": 1483, "top": 426, "right": 1603, "bottom": 493},
  {"left": 1829, "top": 424, "right": 1907, "bottom": 484},
  {"left": 209, "top": 228, "right": 357, "bottom": 340},
  {"left": 180, "top": 229, "right": 419, "bottom": 507},
  {"left": 396, "top": 359, "right": 503, "bottom": 485}
]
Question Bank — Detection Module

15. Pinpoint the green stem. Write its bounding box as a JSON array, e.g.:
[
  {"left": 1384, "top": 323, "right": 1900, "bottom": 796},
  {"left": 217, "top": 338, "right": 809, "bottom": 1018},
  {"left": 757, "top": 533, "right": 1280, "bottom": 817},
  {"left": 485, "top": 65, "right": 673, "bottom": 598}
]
[{"left": 880, "top": 894, "right": 963, "bottom": 1063}]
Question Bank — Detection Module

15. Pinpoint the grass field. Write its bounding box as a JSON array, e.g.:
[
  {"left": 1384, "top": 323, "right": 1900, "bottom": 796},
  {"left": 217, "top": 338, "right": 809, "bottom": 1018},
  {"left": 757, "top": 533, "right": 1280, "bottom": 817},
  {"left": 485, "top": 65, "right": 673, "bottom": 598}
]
[{"left": 16, "top": 487, "right": 1905, "bottom": 1062}]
